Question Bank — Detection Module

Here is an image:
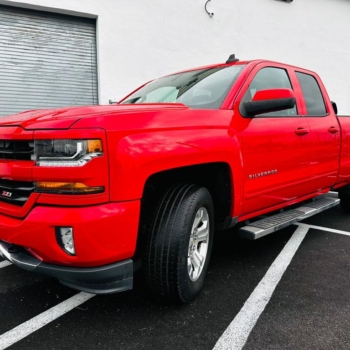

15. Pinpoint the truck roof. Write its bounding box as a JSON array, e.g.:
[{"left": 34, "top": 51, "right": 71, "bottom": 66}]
[{"left": 172, "top": 59, "right": 318, "bottom": 78}]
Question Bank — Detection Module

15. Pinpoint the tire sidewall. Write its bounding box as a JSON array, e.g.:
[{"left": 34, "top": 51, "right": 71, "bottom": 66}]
[{"left": 179, "top": 188, "right": 214, "bottom": 302}]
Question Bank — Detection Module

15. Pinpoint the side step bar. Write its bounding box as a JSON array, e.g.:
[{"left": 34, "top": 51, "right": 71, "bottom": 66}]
[{"left": 239, "top": 194, "right": 340, "bottom": 240}]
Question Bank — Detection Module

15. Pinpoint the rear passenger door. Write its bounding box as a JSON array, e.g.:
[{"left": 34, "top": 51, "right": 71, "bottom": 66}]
[
  {"left": 234, "top": 63, "right": 313, "bottom": 216},
  {"left": 294, "top": 71, "right": 341, "bottom": 191}
]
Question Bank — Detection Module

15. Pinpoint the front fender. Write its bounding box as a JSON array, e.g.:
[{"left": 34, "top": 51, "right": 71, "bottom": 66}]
[{"left": 108, "top": 128, "right": 244, "bottom": 217}]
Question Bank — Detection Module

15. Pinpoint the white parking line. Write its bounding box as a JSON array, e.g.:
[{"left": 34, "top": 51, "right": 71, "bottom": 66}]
[
  {"left": 0, "top": 261, "right": 11, "bottom": 269},
  {"left": 0, "top": 291, "right": 95, "bottom": 350},
  {"left": 295, "top": 222, "right": 350, "bottom": 237},
  {"left": 213, "top": 226, "right": 308, "bottom": 350}
]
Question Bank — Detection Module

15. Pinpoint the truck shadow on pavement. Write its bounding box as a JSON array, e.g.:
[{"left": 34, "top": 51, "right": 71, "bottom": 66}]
[
  {"left": 5, "top": 207, "right": 350, "bottom": 350},
  {"left": 1, "top": 225, "right": 303, "bottom": 350},
  {"left": 6, "top": 227, "right": 297, "bottom": 350}
]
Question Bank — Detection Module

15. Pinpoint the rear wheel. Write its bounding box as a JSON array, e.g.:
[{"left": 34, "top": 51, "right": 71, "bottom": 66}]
[{"left": 143, "top": 183, "right": 214, "bottom": 303}]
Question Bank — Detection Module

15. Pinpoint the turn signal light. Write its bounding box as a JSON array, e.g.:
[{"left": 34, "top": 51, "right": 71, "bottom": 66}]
[
  {"left": 87, "top": 140, "right": 103, "bottom": 153},
  {"left": 35, "top": 182, "right": 104, "bottom": 194}
]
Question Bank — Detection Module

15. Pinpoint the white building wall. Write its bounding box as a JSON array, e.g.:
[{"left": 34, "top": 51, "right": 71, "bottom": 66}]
[{"left": 1, "top": 0, "right": 350, "bottom": 113}]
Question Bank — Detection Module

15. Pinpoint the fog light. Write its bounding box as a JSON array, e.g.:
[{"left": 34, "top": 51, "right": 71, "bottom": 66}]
[{"left": 56, "top": 227, "right": 75, "bottom": 256}]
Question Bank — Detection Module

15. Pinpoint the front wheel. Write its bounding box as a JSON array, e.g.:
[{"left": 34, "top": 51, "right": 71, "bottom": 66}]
[{"left": 144, "top": 184, "right": 214, "bottom": 303}]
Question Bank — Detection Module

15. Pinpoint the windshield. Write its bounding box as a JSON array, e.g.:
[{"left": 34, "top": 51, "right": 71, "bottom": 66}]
[{"left": 120, "top": 65, "right": 245, "bottom": 109}]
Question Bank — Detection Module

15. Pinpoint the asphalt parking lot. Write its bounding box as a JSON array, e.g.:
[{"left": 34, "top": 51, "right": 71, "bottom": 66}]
[{"left": 1, "top": 204, "right": 350, "bottom": 350}]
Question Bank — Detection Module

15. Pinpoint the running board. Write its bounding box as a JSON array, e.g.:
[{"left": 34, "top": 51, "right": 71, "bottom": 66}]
[{"left": 239, "top": 194, "right": 340, "bottom": 240}]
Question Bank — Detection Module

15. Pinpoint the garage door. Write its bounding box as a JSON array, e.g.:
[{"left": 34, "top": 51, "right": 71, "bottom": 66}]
[{"left": 0, "top": 5, "right": 98, "bottom": 117}]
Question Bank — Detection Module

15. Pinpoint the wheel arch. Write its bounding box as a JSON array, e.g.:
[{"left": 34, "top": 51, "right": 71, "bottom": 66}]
[{"left": 140, "top": 162, "right": 235, "bottom": 231}]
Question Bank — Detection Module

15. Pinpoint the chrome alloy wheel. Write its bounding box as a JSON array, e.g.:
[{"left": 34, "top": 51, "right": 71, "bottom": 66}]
[{"left": 187, "top": 207, "right": 210, "bottom": 282}]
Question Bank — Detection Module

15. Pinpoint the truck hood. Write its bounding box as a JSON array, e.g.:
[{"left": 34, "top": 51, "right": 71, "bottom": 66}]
[{"left": 0, "top": 104, "right": 188, "bottom": 130}]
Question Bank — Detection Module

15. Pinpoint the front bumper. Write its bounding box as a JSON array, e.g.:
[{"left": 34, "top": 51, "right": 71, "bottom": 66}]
[
  {"left": 0, "top": 240, "right": 133, "bottom": 294},
  {"left": 0, "top": 200, "right": 140, "bottom": 267}
]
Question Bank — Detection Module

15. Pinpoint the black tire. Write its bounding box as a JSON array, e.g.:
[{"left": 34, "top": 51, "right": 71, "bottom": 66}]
[
  {"left": 143, "top": 183, "right": 214, "bottom": 303},
  {"left": 339, "top": 191, "right": 350, "bottom": 213}
]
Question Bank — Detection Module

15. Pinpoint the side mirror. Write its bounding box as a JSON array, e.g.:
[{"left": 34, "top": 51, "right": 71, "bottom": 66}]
[{"left": 240, "top": 88, "right": 296, "bottom": 117}]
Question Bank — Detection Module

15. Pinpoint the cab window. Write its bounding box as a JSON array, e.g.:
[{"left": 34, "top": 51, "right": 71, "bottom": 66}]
[
  {"left": 295, "top": 72, "right": 327, "bottom": 116},
  {"left": 242, "top": 67, "right": 297, "bottom": 116}
]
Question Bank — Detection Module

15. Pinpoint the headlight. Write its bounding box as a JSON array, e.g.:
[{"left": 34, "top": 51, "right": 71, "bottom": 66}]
[{"left": 33, "top": 139, "right": 103, "bottom": 167}]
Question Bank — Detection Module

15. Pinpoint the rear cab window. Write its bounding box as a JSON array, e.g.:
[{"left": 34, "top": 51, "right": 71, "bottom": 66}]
[{"left": 295, "top": 72, "right": 327, "bottom": 115}]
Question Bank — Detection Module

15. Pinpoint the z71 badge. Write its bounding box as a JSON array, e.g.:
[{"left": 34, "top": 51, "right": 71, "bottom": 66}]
[{"left": 2, "top": 191, "right": 12, "bottom": 198}]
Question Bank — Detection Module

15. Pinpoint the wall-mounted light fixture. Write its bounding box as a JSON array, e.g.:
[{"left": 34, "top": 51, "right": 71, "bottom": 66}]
[{"left": 205, "top": 0, "right": 214, "bottom": 17}]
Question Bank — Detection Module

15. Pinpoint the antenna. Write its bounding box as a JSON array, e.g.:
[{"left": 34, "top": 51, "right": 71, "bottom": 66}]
[{"left": 226, "top": 54, "right": 239, "bottom": 64}]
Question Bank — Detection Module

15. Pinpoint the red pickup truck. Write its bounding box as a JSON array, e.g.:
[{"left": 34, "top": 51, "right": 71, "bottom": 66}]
[{"left": 0, "top": 55, "right": 349, "bottom": 302}]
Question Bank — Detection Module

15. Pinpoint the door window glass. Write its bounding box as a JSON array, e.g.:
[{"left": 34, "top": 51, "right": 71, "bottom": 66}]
[
  {"left": 295, "top": 72, "right": 327, "bottom": 115},
  {"left": 242, "top": 67, "right": 297, "bottom": 116}
]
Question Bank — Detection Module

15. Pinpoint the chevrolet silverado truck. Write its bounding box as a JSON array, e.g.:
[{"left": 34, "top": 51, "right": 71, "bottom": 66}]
[{"left": 1, "top": 54, "right": 350, "bottom": 303}]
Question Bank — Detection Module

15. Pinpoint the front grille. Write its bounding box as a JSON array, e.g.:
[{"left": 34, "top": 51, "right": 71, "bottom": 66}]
[
  {"left": 0, "top": 179, "right": 34, "bottom": 206},
  {"left": 0, "top": 140, "right": 34, "bottom": 160}
]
